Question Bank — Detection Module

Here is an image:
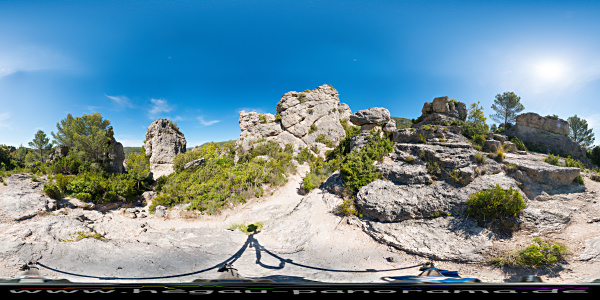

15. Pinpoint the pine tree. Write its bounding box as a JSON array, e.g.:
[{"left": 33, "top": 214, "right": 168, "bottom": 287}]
[
  {"left": 568, "top": 115, "right": 595, "bottom": 149},
  {"left": 490, "top": 92, "right": 525, "bottom": 127},
  {"left": 28, "top": 130, "right": 53, "bottom": 163}
]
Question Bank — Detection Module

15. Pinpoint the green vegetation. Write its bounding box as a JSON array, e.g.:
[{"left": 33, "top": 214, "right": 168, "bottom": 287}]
[
  {"left": 59, "top": 230, "right": 105, "bottom": 242},
  {"left": 490, "top": 91, "right": 525, "bottom": 127},
  {"left": 461, "top": 101, "right": 489, "bottom": 142},
  {"left": 228, "top": 221, "right": 264, "bottom": 234},
  {"left": 473, "top": 153, "right": 486, "bottom": 165},
  {"left": 51, "top": 113, "right": 115, "bottom": 167},
  {"left": 335, "top": 197, "right": 358, "bottom": 216},
  {"left": 426, "top": 161, "right": 441, "bottom": 179},
  {"left": 29, "top": 130, "right": 53, "bottom": 163},
  {"left": 510, "top": 137, "right": 527, "bottom": 151},
  {"left": 391, "top": 117, "right": 412, "bottom": 129},
  {"left": 568, "top": 115, "right": 595, "bottom": 148},
  {"left": 490, "top": 237, "right": 567, "bottom": 268},
  {"left": 151, "top": 140, "right": 296, "bottom": 214},
  {"left": 340, "top": 132, "right": 394, "bottom": 192},
  {"left": 465, "top": 184, "right": 526, "bottom": 234}
]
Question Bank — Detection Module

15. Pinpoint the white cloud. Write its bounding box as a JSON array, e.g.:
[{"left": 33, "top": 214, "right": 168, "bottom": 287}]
[
  {"left": 197, "top": 116, "right": 220, "bottom": 126},
  {"left": 0, "top": 112, "right": 12, "bottom": 128},
  {"left": 105, "top": 94, "right": 134, "bottom": 108},
  {"left": 148, "top": 98, "right": 173, "bottom": 117}
]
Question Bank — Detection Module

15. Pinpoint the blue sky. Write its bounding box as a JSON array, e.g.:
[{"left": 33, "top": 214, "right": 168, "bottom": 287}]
[{"left": 1, "top": 0, "right": 600, "bottom": 148}]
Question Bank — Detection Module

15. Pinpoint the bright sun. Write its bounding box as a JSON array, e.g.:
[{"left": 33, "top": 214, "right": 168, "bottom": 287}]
[{"left": 535, "top": 61, "right": 565, "bottom": 82}]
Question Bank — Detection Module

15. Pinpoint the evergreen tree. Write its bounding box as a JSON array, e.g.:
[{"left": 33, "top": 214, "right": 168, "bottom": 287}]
[
  {"left": 126, "top": 148, "right": 150, "bottom": 190},
  {"left": 568, "top": 115, "right": 595, "bottom": 149},
  {"left": 490, "top": 92, "right": 525, "bottom": 127},
  {"left": 462, "top": 101, "right": 489, "bottom": 140},
  {"left": 51, "top": 113, "right": 114, "bottom": 165},
  {"left": 28, "top": 130, "right": 53, "bottom": 163}
]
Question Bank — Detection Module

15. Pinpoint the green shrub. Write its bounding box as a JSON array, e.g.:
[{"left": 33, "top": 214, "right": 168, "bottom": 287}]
[
  {"left": 564, "top": 156, "right": 584, "bottom": 170},
  {"left": 544, "top": 154, "right": 560, "bottom": 166},
  {"left": 574, "top": 174, "right": 584, "bottom": 185},
  {"left": 471, "top": 134, "right": 486, "bottom": 146},
  {"left": 336, "top": 197, "right": 358, "bottom": 216},
  {"left": 43, "top": 182, "right": 63, "bottom": 200},
  {"left": 510, "top": 137, "right": 527, "bottom": 151},
  {"left": 465, "top": 184, "right": 526, "bottom": 233},
  {"left": 404, "top": 156, "right": 415, "bottom": 163},
  {"left": 491, "top": 237, "right": 567, "bottom": 267},
  {"left": 154, "top": 141, "right": 296, "bottom": 214},
  {"left": 50, "top": 156, "right": 82, "bottom": 175},
  {"left": 473, "top": 153, "right": 486, "bottom": 165},
  {"left": 427, "top": 161, "right": 441, "bottom": 178},
  {"left": 340, "top": 133, "right": 394, "bottom": 192}
]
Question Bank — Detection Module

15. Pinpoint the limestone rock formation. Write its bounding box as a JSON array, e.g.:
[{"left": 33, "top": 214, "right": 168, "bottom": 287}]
[
  {"left": 106, "top": 135, "right": 125, "bottom": 174},
  {"left": 348, "top": 107, "right": 393, "bottom": 151},
  {"left": 516, "top": 113, "right": 569, "bottom": 136},
  {"left": 416, "top": 96, "right": 467, "bottom": 127},
  {"left": 236, "top": 84, "right": 352, "bottom": 158},
  {"left": 144, "top": 119, "right": 187, "bottom": 179},
  {"left": 331, "top": 97, "right": 587, "bottom": 262},
  {"left": 506, "top": 113, "right": 587, "bottom": 160}
]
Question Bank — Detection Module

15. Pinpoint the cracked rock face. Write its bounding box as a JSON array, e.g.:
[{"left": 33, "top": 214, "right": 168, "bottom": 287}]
[
  {"left": 144, "top": 119, "right": 187, "bottom": 179},
  {"left": 236, "top": 84, "right": 352, "bottom": 157}
]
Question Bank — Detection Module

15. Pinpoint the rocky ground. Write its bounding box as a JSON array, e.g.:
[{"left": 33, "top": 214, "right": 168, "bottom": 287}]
[{"left": 1, "top": 152, "right": 600, "bottom": 284}]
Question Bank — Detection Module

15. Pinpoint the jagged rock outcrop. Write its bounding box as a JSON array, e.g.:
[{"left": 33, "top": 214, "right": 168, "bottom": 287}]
[
  {"left": 516, "top": 113, "right": 569, "bottom": 136},
  {"left": 348, "top": 107, "right": 393, "bottom": 151},
  {"left": 47, "top": 146, "right": 69, "bottom": 163},
  {"left": 504, "top": 154, "right": 582, "bottom": 198},
  {"left": 144, "top": 119, "right": 187, "bottom": 179},
  {"left": 236, "top": 84, "right": 352, "bottom": 158},
  {"left": 505, "top": 113, "right": 587, "bottom": 160},
  {"left": 106, "top": 136, "right": 125, "bottom": 174},
  {"left": 334, "top": 97, "right": 588, "bottom": 262},
  {"left": 416, "top": 96, "right": 467, "bottom": 127}
]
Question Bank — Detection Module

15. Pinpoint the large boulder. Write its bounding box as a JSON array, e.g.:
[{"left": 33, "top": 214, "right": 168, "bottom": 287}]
[
  {"left": 516, "top": 113, "right": 569, "bottom": 136},
  {"left": 349, "top": 107, "right": 391, "bottom": 126},
  {"left": 144, "top": 119, "right": 187, "bottom": 179},
  {"left": 416, "top": 96, "right": 467, "bottom": 127},
  {"left": 106, "top": 136, "right": 125, "bottom": 174},
  {"left": 505, "top": 119, "right": 587, "bottom": 160},
  {"left": 236, "top": 84, "right": 353, "bottom": 158}
]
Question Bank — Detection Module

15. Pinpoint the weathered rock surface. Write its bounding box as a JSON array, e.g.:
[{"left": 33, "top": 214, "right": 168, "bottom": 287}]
[
  {"left": 144, "top": 119, "right": 187, "bottom": 179},
  {"left": 349, "top": 107, "right": 391, "bottom": 126},
  {"left": 505, "top": 113, "right": 587, "bottom": 160},
  {"left": 503, "top": 154, "right": 582, "bottom": 198},
  {"left": 236, "top": 84, "right": 353, "bottom": 158},
  {"left": 183, "top": 158, "right": 205, "bottom": 170},
  {"left": 0, "top": 174, "right": 50, "bottom": 221},
  {"left": 106, "top": 135, "right": 125, "bottom": 174},
  {"left": 416, "top": 96, "right": 467, "bottom": 127},
  {"left": 516, "top": 112, "right": 569, "bottom": 136}
]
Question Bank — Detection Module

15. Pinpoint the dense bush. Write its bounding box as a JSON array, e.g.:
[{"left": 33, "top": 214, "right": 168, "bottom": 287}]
[
  {"left": 340, "top": 132, "right": 394, "bottom": 192},
  {"left": 510, "top": 137, "right": 527, "bottom": 151},
  {"left": 544, "top": 154, "right": 560, "bottom": 166},
  {"left": 43, "top": 171, "right": 144, "bottom": 203},
  {"left": 465, "top": 184, "right": 526, "bottom": 234},
  {"left": 491, "top": 237, "right": 567, "bottom": 267},
  {"left": 150, "top": 141, "right": 296, "bottom": 214}
]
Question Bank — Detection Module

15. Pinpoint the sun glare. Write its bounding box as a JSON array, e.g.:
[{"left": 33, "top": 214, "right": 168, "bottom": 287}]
[{"left": 535, "top": 61, "right": 565, "bottom": 82}]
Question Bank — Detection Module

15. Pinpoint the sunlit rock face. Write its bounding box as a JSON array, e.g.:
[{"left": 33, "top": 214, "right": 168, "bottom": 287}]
[
  {"left": 144, "top": 118, "right": 187, "bottom": 179},
  {"left": 236, "top": 84, "right": 353, "bottom": 158},
  {"left": 416, "top": 96, "right": 467, "bottom": 127},
  {"left": 516, "top": 112, "right": 569, "bottom": 136},
  {"left": 506, "top": 113, "right": 587, "bottom": 161}
]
